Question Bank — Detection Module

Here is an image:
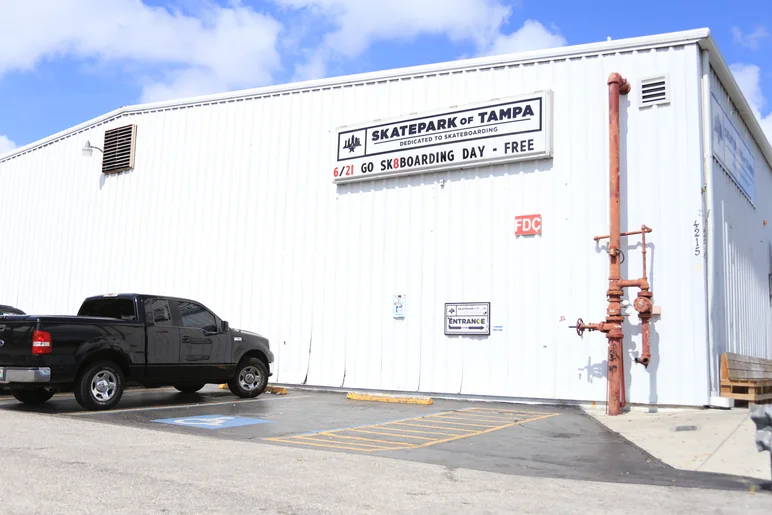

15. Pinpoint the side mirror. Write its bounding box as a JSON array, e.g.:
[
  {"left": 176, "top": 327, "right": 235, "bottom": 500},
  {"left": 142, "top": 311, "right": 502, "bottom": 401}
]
[{"left": 222, "top": 321, "right": 229, "bottom": 332}]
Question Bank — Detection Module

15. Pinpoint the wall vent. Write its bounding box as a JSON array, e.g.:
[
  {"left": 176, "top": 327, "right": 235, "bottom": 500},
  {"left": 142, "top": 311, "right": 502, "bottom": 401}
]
[
  {"left": 102, "top": 124, "right": 137, "bottom": 175},
  {"left": 639, "top": 75, "right": 670, "bottom": 107}
]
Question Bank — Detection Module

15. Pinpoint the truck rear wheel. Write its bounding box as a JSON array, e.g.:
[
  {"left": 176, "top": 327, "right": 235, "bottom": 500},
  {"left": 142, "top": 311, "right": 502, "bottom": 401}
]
[
  {"left": 12, "top": 388, "right": 55, "bottom": 405},
  {"left": 227, "top": 357, "right": 268, "bottom": 398},
  {"left": 74, "top": 361, "right": 125, "bottom": 411}
]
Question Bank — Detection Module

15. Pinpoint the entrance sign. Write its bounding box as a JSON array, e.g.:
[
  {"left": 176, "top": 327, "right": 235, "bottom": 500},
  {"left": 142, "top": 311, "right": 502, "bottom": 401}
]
[
  {"left": 333, "top": 91, "right": 554, "bottom": 184},
  {"left": 445, "top": 302, "right": 490, "bottom": 336}
]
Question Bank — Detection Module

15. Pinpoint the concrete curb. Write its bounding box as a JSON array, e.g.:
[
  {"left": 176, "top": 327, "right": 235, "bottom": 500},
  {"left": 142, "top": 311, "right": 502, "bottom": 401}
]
[{"left": 346, "top": 391, "right": 433, "bottom": 405}]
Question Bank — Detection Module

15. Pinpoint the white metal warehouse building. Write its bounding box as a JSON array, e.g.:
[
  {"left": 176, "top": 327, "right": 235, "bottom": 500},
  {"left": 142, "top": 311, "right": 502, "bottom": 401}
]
[{"left": 1, "top": 28, "right": 770, "bottom": 408}]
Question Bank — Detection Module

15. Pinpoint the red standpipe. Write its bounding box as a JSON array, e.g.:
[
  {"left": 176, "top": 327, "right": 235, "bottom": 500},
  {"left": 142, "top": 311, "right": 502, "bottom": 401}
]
[{"left": 569, "top": 73, "right": 655, "bottom": 416}]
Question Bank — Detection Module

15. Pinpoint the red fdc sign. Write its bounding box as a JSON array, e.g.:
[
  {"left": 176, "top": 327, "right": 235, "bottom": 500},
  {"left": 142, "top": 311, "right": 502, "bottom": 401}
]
[{"left": 515, "top": 214, "right": 542, "bottom": 235}]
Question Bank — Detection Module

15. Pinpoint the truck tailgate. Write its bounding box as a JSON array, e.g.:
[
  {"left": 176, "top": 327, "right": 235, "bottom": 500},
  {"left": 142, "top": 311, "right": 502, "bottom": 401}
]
[{"left": 0, "top": 318, "right": 39, "bottom": 367}]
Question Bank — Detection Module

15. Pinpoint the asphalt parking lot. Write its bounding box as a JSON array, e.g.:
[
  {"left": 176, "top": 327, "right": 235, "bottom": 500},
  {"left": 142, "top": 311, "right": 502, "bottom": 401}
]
[{"left": 0, "top": 386, "right": 764, "bottom": 492}]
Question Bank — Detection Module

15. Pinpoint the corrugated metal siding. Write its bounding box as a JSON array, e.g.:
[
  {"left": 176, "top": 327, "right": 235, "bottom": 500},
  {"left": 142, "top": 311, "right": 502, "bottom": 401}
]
[
  {"left": 708, "top": 68, "right": 772, "bottom": 388},
  {"left": 0, "top": 42, "right": 710, "bottom": 405}
]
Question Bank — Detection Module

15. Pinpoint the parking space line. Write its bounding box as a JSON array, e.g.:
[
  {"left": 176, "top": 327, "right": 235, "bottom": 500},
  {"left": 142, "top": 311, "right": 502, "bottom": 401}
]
[
  {"left": 465, "top": 407, "right": 549, "bottom": 415},
  {"left": 424, "top": 418, "right": 500, "bottom": 428},
  {"left": 438, "top": 413, "right": 518, "bottom": 422},
  {"left": 266, "top": 408, "right": 561, "bottom": 453},
  {"left": 309, "top": 436, "right": 391, "bottom": 449},
  {"left": 284, "top": 437, "right": 391, "bottom": 452},
  {"left": 389, "top": 422, "right": 475, "bottom": 433},
  {"left": 349, "top": 428, "right": 435, "bottom": 441},
  {"left": 64, "top": 394, "right": 312, "bottom": 416},
  {"left": 321, "top": 433, "right": 417, "bottom": 447}
]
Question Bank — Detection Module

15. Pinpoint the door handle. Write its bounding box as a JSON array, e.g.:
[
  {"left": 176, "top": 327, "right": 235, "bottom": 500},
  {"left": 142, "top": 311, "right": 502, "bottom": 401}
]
[{"left": 182, "top": 336, "right": 191, "bottom": 343}]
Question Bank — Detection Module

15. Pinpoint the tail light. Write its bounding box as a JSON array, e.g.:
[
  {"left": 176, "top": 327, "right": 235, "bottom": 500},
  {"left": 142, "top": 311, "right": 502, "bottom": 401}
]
[{"left": 32, "top": 330, "right": 52, "bottom": 355}]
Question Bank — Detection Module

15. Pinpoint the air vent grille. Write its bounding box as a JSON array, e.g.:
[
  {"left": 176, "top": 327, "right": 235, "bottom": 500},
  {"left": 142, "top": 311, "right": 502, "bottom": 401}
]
[
  {"left": 639, "top": 76, "right": 669, "bottom": 107},
  {"left": 102, "top": 124, "right": 137, "bottom": 175}
]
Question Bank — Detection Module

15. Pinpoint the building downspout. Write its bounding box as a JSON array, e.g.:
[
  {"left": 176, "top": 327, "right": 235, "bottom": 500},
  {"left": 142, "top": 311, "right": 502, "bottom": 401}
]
[{"left": 700, "top": 48, "right": 717, "bottom": 400}]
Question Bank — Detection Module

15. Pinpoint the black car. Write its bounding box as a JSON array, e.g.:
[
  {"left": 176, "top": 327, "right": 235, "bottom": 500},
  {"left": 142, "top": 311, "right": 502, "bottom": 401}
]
[
  {"left": 0, "top": 304, "right": 25, "bottom": 316},
  {"left": 0, "top": 294, "right": 273, "bottom": 410}
]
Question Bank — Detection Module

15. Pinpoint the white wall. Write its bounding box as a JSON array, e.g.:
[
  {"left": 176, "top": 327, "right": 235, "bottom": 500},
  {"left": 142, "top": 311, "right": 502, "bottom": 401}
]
[
  {"left": 708, "top": 66, "right": 772, "bottom": 392},
  {"left": 0, "top": 40, "right": 710, "bottom": 405}
]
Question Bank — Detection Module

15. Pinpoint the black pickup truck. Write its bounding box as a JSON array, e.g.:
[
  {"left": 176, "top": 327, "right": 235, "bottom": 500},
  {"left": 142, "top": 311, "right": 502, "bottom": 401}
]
[{"left": 0, "top": 294, "right": 274, "bottom": 411}]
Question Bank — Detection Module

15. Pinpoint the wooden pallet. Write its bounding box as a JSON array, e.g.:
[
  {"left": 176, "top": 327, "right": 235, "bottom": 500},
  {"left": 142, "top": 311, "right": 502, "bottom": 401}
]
[{"left": 720, "top": 352, "right": 772, "bottom": 404}]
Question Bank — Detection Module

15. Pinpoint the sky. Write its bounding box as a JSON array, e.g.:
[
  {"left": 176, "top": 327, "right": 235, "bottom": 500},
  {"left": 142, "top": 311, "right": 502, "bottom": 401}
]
[{"left": 0, "top": 0, "right": 770, "bottom": 154}]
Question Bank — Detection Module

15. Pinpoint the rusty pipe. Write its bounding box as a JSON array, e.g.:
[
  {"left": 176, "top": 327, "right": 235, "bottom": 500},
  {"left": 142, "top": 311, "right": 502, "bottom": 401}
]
[
  {"left": 593, "top": 225, "right": 652, "bottom": 241},
  {"left": 605, "top": 72, "right": 630, "bottom": 416},
  {"left": 636, "top": 319, "right": 651, "bottom": 368}
]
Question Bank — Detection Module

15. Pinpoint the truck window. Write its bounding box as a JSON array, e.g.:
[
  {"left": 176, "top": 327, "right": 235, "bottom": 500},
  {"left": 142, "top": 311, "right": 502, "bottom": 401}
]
[
  {"left": 177, "top": 301, "right": 217, "bottom": 332},
  {"left": 78, "top": 298, "right": 137, "bottom": 321},
  {"left": 145, "top": 298, "right": 173, "bottom": 327}
]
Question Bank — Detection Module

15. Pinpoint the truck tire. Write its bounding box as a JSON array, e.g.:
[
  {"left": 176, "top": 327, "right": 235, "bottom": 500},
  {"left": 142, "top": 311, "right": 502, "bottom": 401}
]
[
  {"left": 227, "top": 357, "right": 268, "bottom": 398},
  {"left": 12, "top": 388, "right": 55, "bottom": 405},
  {"left": 74, "top": 361, "right": 125, "bottom": 411},
  {"left": 174, "top": 384, "right": 206, "bottom": 393}
]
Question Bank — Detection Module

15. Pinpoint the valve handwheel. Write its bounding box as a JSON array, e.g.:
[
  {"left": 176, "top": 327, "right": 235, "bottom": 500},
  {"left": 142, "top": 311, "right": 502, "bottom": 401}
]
[{"left": 568, "top": 317, "right": 585, "bottom": 336}]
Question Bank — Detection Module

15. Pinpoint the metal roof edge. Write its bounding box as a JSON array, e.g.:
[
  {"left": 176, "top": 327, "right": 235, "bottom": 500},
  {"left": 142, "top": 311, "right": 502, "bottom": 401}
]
[
  {"left": 1, "top": 27, "right": 713, "bottom": 163},
  {"left": 698, "top": 33, "right": 772, "bottom": 171}
]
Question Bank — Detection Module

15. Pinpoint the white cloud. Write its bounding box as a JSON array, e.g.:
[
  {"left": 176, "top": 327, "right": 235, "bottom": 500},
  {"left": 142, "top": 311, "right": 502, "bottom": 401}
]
[
  {"left": 732, "top": 25, "right": 769, "bottom": 51},
  {"left": 730, "top": 63, "right": 772, "bottom": 143},
  {"left": 272, "top": 0, "right": 565, "bottom": 79},
  {"left": 0, "top": 0, "right": 568, "bottom": 139},
  {"left": 483, "top": 19, "right": 567, "bottom": 56},
  {"left": 0, "top": 0, "right": 283, "bottom": 103},
  {"left": 0, "top": 134, "right": 17, "bottom": 155}
]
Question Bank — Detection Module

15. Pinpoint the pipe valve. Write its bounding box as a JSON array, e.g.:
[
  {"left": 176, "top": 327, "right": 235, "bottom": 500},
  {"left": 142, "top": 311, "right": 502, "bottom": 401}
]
[{"left": 568, "top": 318, "right": 586, "bottom": 336}]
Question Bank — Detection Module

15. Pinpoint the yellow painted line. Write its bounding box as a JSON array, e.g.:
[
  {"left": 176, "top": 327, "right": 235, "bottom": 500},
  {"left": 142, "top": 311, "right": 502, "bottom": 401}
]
[
  {"left": 290, "top": 435, "right": 388, "bottom": 450},
  {"left": 412, "top": 413, "right": 560, "bottom": 449},
  {"left": 425, "top": 417, "right": 500, "bottom": 428},
  {"left": 267, "top": 437, "right": 387, "bottom": 452},
  {"left": 439, "top": 413, "right": 518, "bottom": 422},
  {"left": 321, "top": 433, "right": 418, "bottom": 447},
  {"left": 364, "top": 425, "right": 453, "bottom": 438},
  {"left": 463, "top": 408, "right": 544, "bottom": 415},
  {"left": 265, "top": 386, "right": 287, "bottom": 395},
  {"left": 391, "top": 422, "right": 476, "bottom": 433},
  {"left": 305, "top": 436, "right": 393, "bottom": 449},
  {"left": 349, "top": 428, "right": 436, "bottom": 441},
  {"left": 346, "top": 392, "right": 433, "bottom": 405},
  {"left": 266, "top": 410, "right": 561, "bottom": 453}
]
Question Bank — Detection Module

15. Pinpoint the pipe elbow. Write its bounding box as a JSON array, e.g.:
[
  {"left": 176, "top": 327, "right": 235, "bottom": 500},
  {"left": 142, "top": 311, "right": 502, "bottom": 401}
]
[{"left": 607, "top": 72, "right": 631, "bottom": 95}]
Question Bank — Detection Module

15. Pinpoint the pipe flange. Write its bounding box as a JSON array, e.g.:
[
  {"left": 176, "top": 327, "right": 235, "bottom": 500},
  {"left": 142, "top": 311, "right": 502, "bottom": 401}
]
[{"left": 634, "top": 296, "right": 653, "bottom": 313}]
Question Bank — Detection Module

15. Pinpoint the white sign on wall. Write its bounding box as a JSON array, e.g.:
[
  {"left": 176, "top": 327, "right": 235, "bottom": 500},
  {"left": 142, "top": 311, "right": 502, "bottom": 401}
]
[
  {"left": 711, "top": 94, "right": 755, "bottom": 203},
  {"left": 332, "top": 91, "right": 553, "bottom": 184},
  {"left": 445, "top": 302, "right": 490, "bottom": 336},
  {"left": 393, "top": 295, "right": 406, "bottom": 318}
]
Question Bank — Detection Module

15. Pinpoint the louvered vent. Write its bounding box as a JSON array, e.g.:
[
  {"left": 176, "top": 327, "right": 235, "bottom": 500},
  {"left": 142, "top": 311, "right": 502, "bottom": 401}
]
[
  {"left": 102, "top": 124, "right": 137, "bottom": 175},
  {"left": 639, "top": 76, "right": 669, "bottom": 107}
]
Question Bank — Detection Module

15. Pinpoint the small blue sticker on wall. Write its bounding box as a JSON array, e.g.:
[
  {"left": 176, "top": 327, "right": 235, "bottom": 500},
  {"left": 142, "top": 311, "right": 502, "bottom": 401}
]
[
  {"left": 493, "top": 326, "right": 503, "bottom": 331},
  {"left": 152, "top": 414, "right": 272, "bottom": 429}
]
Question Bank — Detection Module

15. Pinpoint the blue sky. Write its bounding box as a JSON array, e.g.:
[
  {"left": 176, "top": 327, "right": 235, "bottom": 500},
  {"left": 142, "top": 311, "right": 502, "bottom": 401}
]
[{"left": 1, "top": 0, "right": 770, "bottom": 154}]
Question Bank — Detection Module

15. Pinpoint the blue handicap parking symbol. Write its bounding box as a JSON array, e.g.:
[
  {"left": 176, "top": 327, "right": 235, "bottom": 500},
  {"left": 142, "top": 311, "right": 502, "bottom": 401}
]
[{"left": 152, "top": 414, "right": 273, "bottom": 430}]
